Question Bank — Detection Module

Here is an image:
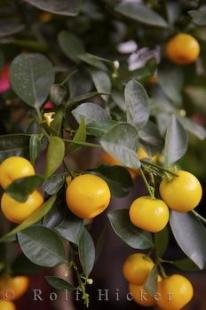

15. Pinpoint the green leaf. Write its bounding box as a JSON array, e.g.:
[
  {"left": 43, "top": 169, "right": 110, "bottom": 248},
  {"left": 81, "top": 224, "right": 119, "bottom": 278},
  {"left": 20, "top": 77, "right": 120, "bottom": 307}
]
[
  {"left": 78, "top": 53, "right": 107, "bottom": 71},
  {"left": 159, "top": 65, "right": 183, "bottom": 106},
  {"left": 46, "top": 276, "right": 74, "bottom": 291},
  {"left": 91, "top": 70, "right": 111, "bottom": 101},
  {"left": 0, "top": 20, "right": 24, "bottom": 38},
  {"left": 108, "top": 209, "right": 153, "bottom": 249},
  {"left": 125, "top": 80, "right": 150, "bottom": 129},
  {"left": 100, "top": 123, "right": 140, "bottom": 169},
  {"left": 93, "top": 165, "right": 133, "bottom": 197},
  {"left": 144, "top": 265, "right": 158, "bottom": 296},
  {"left": 58, "top": 31, "right": 85, "bottom": 63},
  {"left": 170, "top": 211, "right": 206, "bottom": 269},
  {"left": 18, "top": 226, "right": 66, "bottom": 267},
  {"left": 56, "top": 215, "right": 84, "bottom": 245},
  {"left": 6, "top": 175, "right": 44, "bottom": 202},
  {"left": 72, "top": 102, "right": 110, "bottom": 125},
  {"left": 139, "top": 121, "right": 163, "bottom": 153},
  {"left": 43, "top": 173, "right": 66, "bottom": 195},
  {"left": 0, "top": 196, "right": 56, "bottom": 242},
  {"left": 155, "top": 226, "right": 169, "bottom": 257},
  {"left": 177, "top": 116, "right": 206, "bottom": 140},
  {"left": 78, "top": 228, "right": 95, "bottom": 276},
  {"left": 189, "top": 6, "right": 206, "bottom": 26},
  {"left": 0, "top": 134, "right": 30, "bottom": 161},
  {"left": 50, "top": 107, "right": 64, "bottom": 136},
  {"left": 115, "top": 3, "right": 168, "bottom": 28},
  {"left": 173, "top": 258, "right": 200, "bottom": 271},
  {"left": 67, "top": 91, "right": 103, "bottom": 107},
  {"left": 87, "top": 120, "right": 117, "bottom": 137},
  {"left": 164, "top": 115, "right": 188, "bottom": 165},
  {"left": 68, "top": 70, "right": 93, "bottom": 98},
  {"left": 10, "top": 53, "right": 55, "bottom": 107},
  {"left": 45, "top": 136, "right": 65, "bottom": 178},
  {"left": 29, "top": 134, "right": 43, "bottom": 164},
  {"left": 71, "top": 118, "right": 86, "bottom": 152},
  {"left": 23, "top": 0, "right": 81, "bottom": 16}
]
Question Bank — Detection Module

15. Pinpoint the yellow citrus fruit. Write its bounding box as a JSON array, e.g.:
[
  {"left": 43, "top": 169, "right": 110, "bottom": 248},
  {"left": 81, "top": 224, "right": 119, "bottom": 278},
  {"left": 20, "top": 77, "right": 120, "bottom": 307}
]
[
  {"left": 66, "top": 174, "right": 111, "bottom": 219},
  {"left": 166, "top": 33, "right": 200, "bottom": 64},
  {"left": 0, "top": 301, "right": 16, "bottom": 310},
  {"left": 129, "top": 283, "right": 156, "bottom": 307},
  {"left": 129, "top": 196, "right": 169, "bottom": 233},
  {"left": 0, "top": 156, "right": 35, "bottom": 189},
  {"left": 160, "top": 170, "right": 202, "bottom": 212},
  {"left": 1, "top": 191, "right": 44, "bottom": 223},
  {"left": 0, "top": 276, "right": 29, "bottom": 301},
  {"left": 157, "top": 274, "right": 193, "bottom": 310},
  {"left": 123, "top": 253, "right": 154, "bottom": 285}
]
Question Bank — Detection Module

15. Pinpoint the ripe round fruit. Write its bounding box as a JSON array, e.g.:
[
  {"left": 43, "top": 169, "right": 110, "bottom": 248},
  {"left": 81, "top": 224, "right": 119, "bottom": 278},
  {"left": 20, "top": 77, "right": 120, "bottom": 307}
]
[
  {"left": 1, "top": 191, "right": 44, "bottom": 223},
  {"left": 160, "top": 170, "right": 202, "bottom": 212},
  {"left": 129, "top": 283, "right": 156, "bottom": 307},
  {"left": 0, "top": 276, "right": 29, "bottom": 301},
  {"left": 166, "top": 33, "right": 200, "bottom": 64},
  {"left": 123, "top": 253, "right": 154, "bottom": 285},
  {"left": 66, "top": 174, "right": 111, "bottom": 219},
  {"left": 0, "top": 301, "right": 16, "bottom": 310},
  {"left": 129, "top": 196, "right": 169, "bottom": 233},
  {"left": 157, "top": 274, "right": 193, "bottom": 310},
  {"left": 0, "top": 156, "right": 35, "bottom": 189}
]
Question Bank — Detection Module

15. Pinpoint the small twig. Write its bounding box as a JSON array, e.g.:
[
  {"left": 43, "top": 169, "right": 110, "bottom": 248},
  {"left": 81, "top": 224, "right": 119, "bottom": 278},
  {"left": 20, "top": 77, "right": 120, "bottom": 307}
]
[{"left": 140, "top": 168, "right": 155, "bottom": 198}]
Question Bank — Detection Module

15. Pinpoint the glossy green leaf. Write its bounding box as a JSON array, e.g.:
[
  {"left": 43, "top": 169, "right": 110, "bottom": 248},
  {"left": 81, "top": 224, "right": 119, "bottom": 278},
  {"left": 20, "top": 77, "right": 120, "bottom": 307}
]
[
  {"left": 170, "top": 211, "right": 206, "bottom": 269},
  {"left": 56, "top": 214, "right": 84, "bottom": 245},
  {"left": 10, "top": 53, "right": 55, "bottom": 107},
  {"left": 72, "top": 102, "right": 110, "bottom": 125},
  {"left": 115, "top": 2, "right": 168, "bottom": 28},
  {"left": 159, "top": 65, "right": 183, "bottom": 106},
  {"left": 173, "top": 258, "right": 200, "bottom": 271},
  {"left": 189, "top": 6, "right": 206, "bottom": 26},
  {"left": 87, "top": 120, "right": 117, "bottom": 137},
  {"left": 144, "top": 265, "right": 158, "bottom": 296},
  {"left": 177, "top": 116, "right": 206, "bottom": 140},
  {"left": 43, "top": 173, "right": 66, "bottom": 195},
  {"left": 108, "top": 209, "right": 153, "bottom": 249},
  {"left": 46, "top": 276, "right": 74, "bottom": 291},
  {"left": 78, "top": 53, "right": 107, "bottom": 71},
  {"left": 0, "top": 134, "right": 30, "bottom": 161},
  {"left": 71, "top": 118, "right": 86, "bottom": 151},
  {"left": 6, "top": 175, "right": 44, "bottom": 202},
  {"left": 45, "top": 136, "right": 65, "bottom": 178},
  {"left": 78, "top": 228, "right": 95, "bottom": 276},
  {"left": 29, "top": 134, "right": 43, "bottom": 164},
  {"left": 93, "top": 165, "right": 133, "bottom": 197},
  {"left": 164, "top": 115, "right": 188, "bottom": 165},
  {"left": 58, "top": 31, "right": 85, "bottom": 62},
  {"left": 91, "top": 70, "right": 111, "bottom": 101},
  {"left": 23, "top": 0, "right": 81, "bottom": 16},
  {"left": 0, "top": 196, "right": 56, "bottom": 242},
  {"left": 50, "top": 108, "right": 64, "bottom": 136},
  {"left": 125, "top": 80, "right": 149, "bottom": 128},
  {"left": 155, "top": 226, "right": 169, "bottom": 257},
  {"left": 100, "top": 123, "right": 140, "bottom": 169},
  {"left": 18, "top": 226, "right": 66, "bottom": 267}
]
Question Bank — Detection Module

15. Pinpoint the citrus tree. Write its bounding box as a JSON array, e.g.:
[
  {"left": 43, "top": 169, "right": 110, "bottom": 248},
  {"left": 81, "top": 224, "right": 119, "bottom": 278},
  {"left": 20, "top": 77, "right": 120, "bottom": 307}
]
[{"left": 0, "top": 0, "right": 206, "bottom": 309}]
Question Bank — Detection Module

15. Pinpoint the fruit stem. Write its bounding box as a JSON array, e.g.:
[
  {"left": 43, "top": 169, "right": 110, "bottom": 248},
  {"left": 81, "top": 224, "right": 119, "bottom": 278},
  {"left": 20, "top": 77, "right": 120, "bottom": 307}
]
[
  {"left": 192, "top": 210, "right": 206, "bottom": 225},
  {"left": 158, "top": 262, "right": 167, "bottom": 278},
  {"left": 141, "top": 160, "right": 178, "bottom": 177},
  {"left": 140, "top": 168, "right": 155, "bottom": 199}
]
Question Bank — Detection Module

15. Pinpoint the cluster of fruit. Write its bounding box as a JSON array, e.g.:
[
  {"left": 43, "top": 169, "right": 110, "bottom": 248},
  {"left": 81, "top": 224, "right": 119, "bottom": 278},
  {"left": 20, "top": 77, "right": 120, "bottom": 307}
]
[
  {"left": 129, "top": 169, "right": 202, "bottom": 233},
  {"left": 0, "top": 276, "right": 29, "bottom": 310},
  {"left": 123, "top": 253, "right": 193, "bottom": 309},
  {"left": 0, "top": 157, "right": 44, "bottom": 224}
]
